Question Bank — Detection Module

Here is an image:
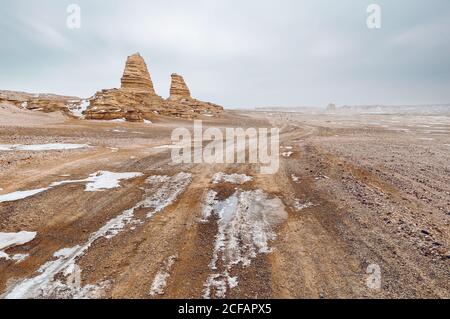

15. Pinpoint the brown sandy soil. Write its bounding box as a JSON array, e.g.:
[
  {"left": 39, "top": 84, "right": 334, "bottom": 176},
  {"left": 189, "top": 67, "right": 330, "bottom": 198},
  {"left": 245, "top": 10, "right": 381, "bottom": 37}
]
[{"left": 0, "top": 109, "right": 449, "bottom": 299}]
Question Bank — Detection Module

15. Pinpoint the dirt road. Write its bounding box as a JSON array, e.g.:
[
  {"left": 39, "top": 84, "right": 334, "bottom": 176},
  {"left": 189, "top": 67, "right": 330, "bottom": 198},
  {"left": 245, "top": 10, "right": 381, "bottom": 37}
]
[{"left": 0, "top": 112, "right": 449, "bottom": 298}]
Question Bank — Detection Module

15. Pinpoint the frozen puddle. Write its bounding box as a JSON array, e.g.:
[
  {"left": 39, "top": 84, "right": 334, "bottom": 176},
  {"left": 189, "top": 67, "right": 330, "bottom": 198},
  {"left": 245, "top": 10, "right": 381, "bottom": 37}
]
[
  {"left": 202, "top": 189, "right": 287, "bottom": 299},
  {"left": 0, "top": 231, "right": 36, "bottom": 262},
  {"left": 0, "top": 144, "right": 89, "bottom": 152},
  {"left": 3, "top": 172, "right": 192, "bottom": 299},
  {"left": 149, "top": 255, "right": 178, "bottom": 296},
  {"left": 212, "top": 173, "right": 253, "bottom": 185},
  {"left": 0, "top": 171, "right": 142, "bottom": 203}
]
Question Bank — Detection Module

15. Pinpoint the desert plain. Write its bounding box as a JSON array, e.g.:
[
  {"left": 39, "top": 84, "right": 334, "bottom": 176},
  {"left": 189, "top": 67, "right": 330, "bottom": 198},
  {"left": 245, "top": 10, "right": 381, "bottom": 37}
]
[{"left": 0, "top": 103, "right": 449, "bottom": 299}]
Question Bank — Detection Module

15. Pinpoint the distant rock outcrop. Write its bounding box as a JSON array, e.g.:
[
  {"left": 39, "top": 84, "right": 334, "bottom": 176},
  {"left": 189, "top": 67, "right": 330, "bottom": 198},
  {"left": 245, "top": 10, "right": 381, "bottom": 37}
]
[
  {"left": 326, "top": 103, "right": 337, "bottom": 112},
  {"left": 84, "top": 53, "right": 223, "bottom": 121},
  {"left": 0, "top": 90, "right": 85, "bottom": 117}
]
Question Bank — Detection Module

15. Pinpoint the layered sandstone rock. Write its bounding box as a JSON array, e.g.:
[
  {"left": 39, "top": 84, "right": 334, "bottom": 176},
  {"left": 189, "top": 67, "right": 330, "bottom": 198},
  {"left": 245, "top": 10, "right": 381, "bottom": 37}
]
[
  {"left": 85, "top": 53, "right": 165, "bottom": 122},
  {"left": 167, "top": 73, "right": 223, "bottom": 117},
  {"left": 84, "top": 53, "right": 224, "bottom": 121},
  {"left": 121, "top": 53, "right": 156, "bottom": 94},
  {"left": 169, "top": 73, "right": 191, "bottom": 100},
  {"left": 0, "top": 90, "right": 83, "bottom": 117}
]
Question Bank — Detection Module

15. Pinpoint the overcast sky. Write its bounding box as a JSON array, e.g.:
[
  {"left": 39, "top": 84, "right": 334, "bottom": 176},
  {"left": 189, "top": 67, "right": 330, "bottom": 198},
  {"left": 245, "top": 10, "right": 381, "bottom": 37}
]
[{"left": 1, "top": 0, "right": 449, "bottom": 108}]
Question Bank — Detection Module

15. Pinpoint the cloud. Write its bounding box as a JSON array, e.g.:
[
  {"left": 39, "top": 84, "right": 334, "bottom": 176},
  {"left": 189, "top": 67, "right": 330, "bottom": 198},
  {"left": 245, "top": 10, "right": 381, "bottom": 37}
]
[{"left": 0, "top": 0, "right": 449, "bottom": 106}]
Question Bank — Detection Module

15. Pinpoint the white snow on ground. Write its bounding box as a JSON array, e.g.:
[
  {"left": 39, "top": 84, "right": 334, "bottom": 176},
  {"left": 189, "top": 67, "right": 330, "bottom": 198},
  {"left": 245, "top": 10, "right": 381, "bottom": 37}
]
[
  {"left": 202, "top": 189, "right": 287, "bottom": 299},
  {"left": 51, "top": 171, "right": 143, "bottom": 192},
  {"left": 143, "top": 172, "right": 192, "bottom": 218},
  {"left": 110, "top": 118, "right": 126, "bottom": 123},
  {"left": 0, "top": 144, "right": 89, "bottom": 152},
  {"left": 4, "top": 172, "right": 192, "bottom": 299},
  {"left": 153, "top": 144, "right": 184, "bottom": 149},
  {"left": 0, "top": 188, "right": 50, "bottom": 203},
  {"left": 11, "top": 254, "right": 29, "bottom": 263},
  {"left": 149, "top": 255, "right": 178, "bottom": 296},
  {"left": 69, "top": 100, "right": 90, "bottom": 118},
  {"left": 291, "top": 174, "right": 300, "bottom": 183},
  {"left": 0, "top": 171, "right": 142, "bottom": 203},
  {"left": 0, "top": 251, "right": 10, "bottom": 260},
  {"left": 144, "top": 120, "right": 152, "bottom": 124},
  {"left": 281, "top": 151, "right": 293, "bottom": 158},
  {"left": 0, "top": 231, "right": 36, "bottom": 262},
  {"left": 293, "top": 200, "right": 314, "bottom": 212},
  {"left": 212, "top": 173, "right": 253, "bottom": 185},
  {"left": 0, "top": 232, "right": 37, "bottom": 251},
  {"left": 201, "top": 190, "right": 218, "bottom": 222}
]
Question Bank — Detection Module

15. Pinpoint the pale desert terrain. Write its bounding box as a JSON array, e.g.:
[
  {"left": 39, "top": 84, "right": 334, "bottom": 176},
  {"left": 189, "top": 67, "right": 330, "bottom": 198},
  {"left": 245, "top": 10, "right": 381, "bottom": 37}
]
[{"left": 0, "top": 108, "right": 449, "bottom": 299}]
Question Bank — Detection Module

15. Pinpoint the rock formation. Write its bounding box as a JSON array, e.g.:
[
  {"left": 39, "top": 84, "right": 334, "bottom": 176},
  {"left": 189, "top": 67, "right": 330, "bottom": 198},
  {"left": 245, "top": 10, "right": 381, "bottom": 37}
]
[
  {"left": 0, "top": 90, "right": 83, "bottom": 117},
  {"left": 84, "top": 53, "right": 167, "bottom": 122},
  {"left": 326, "top": 103, "right": 337, "bottom": 112},
  {"left": 166, "top": 73, "right": 223, "bottom": 117},
  {"left": 1, "top": 53, "right": 223, "bottom": 122},
  {"left": 121, "top": 53, "right": 156, "bottom": 94},
  {"left": 169, "top": 73, "right": 191, "bottom": 100},
  {"left": 84, "top": 53, "right": 223, "bottom": 121}
]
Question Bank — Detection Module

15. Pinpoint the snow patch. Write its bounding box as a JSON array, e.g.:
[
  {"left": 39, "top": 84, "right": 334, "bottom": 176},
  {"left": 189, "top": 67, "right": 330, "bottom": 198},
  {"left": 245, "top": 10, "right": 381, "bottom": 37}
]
[
  {"left": 202, "top": 189, "right": 287, "bottom": 299},
  {"left": 0, "top": 188, "right": 50, "bottom": 203},
  {"left": 143, "top": 172, "right": 192, "bottom": 218},
  {"left": 212, "top": 172, "right": 253, "bottom": 185},
  {"left": 153, "top": 144, "right": 185, "bottom": 149},
  {"left": 291, "top": 174, "right": 300, "bottom": 183},
  {"left": 282, "top": 151, "right": 293, "bottom": 158},
  {"left": 11, "top": 254, "right": 30, "bottom": 263},
  {"left": 0, "top": 171, "right": 142, "bottom": 203},
  {"left": 69, "top": 100, "right": 90, "bottom": 118},
  {"left": 293, "top": 200, "right": 314, "bottom": 212},
  {"left": 149, "top": 255, "right": 178, "bottom": 296},
  {"left": 0, "top": 144, "right": 89, "bottom": 152},
  {"left": 51, "top": 171, "right": 143, "bottom": 192},
  {"left": 201, "top": 190, "right": 218, "bottom": 222},
  {"left": 4, "top": 173, "right": 191, "bottom": 298},
  {"left": 0, "top": 231, "right": 36, "bottom": 261},
  {"left": 0, "top": 231, "right": 37, "bottom": 251}
]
